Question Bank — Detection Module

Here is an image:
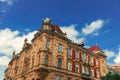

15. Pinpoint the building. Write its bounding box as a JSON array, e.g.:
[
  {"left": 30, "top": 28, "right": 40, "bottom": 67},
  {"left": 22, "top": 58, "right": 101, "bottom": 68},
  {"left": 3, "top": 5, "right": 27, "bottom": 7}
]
[
  {"left": 4, "top": 18, "right": 107, "bottom": 80},
  {"left": 107, "top": 64, "right": 120, "bottom": 74}
]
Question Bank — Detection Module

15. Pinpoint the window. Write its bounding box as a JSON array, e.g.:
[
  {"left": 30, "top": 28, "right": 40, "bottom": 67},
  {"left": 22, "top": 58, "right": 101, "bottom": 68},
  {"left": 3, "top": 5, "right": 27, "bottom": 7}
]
[
  {"left": 54, "top": 75, "right": 62, "bottom": 80},
  {"left": 45, "top": 55, "right": 49, "bottom": 65},
  {"left": 58, "top": 58, "right": 62, "bottom": 69},
  {"left": 97, "top": 70, "right": 99, "bottom": 78},
  {"left": 91, "top": 68, "right": 94, "bottom": 77},
  {"left": 59, "top": 76, "right": 62, "bottom": 80},
  {"left": 46, "top": 39, "right": 50, "bottom": 48},
  {"left": 86, "top": 67, "right": 89, "bottom": 74},
  {"left": 68, "top": 48, "right": 71, "bottom": 56},
  {"left": 68, "top": 78, "right": 72, "bottom": 80},
  {"left": 82, "top": 53, "right": 84, "bottom": 61},
  {"left": 32, "top": 56, "right": 34, "bottom": 68},
  {"left": 76, "top": 50, "right": 79, "bottom": 58},
  {"left": 38, "top": 55, "right": 40, "bottom": 65},
  {"left": 75, "top": 64, "right": 79, "bottom": 73},
  {"left": 90, "top": 56, "right": 92, "bottom": 63},
  {"left": 58, "top": 44, "right": 62, "bottom": 52},
  {"left": 68, "top": 61, "right": 72, "bottom": 71},
  {"left": 96, "top": 59, "right": 98, "bottom": 65},
  {"left": 82, "top": 65, "right": 85, "bottom": 73},
  {"left": 86, "top": 54, "right": 88, "bottom": 61},
  {"left": 55, "top": 75, "right": 59, "bottom": 80}
]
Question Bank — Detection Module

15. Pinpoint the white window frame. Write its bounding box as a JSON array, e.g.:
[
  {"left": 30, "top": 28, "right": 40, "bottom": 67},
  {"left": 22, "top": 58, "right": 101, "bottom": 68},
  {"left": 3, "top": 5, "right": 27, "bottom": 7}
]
[
  {"left": 76, "top": 64, "right": 79, "bottom": 73},
  {"left": 76, "top": 50, "right": 79, "bottom": 58}
]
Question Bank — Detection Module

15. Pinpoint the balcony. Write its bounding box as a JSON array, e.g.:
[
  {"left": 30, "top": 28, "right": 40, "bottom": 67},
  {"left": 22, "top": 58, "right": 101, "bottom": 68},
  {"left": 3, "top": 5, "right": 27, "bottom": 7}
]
[
  {"left": 39, "top": 47, "right": 52, "bottom": 53},
  {"left": 81, "top": 73, "right": 93, "bottom": 79},
  {"left": 83, "top": 60, "right": 91, "bottom": 66}
]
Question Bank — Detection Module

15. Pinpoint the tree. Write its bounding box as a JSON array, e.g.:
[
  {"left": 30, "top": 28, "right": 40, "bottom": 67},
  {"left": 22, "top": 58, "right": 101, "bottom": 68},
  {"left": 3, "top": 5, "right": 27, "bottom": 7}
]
[{"left": 101, "top": 71, "right": 120, "bottom": 80}]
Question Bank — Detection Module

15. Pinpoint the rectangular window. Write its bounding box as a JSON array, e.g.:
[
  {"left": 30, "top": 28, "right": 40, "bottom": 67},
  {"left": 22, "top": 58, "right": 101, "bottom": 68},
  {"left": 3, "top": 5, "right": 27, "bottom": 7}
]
[
  {"left": 97, "top": 70, "right": 99, "bottom": 78},
  {"left": 54, "top": 75, "right": 59, "bottom": 80},
  {"left": 82, "top": 65, "right": 84, "bottom": 73},
  {"left": 46, "top": 39, "right": 50, "bottom": 48},
  {"left": 82, "top": 53, "right": 84, "bottom": 61},
  {"left": 68, "top": 61, "right": 72, "bottom": 71},
  {"left": 58, "top": 58, "right": 62, "bottom": 69},
  {"left": 90, "top": 56, "right": 92, "bottom": 63},
  {"left": 68, "top": 48, "right": 71, "bottom": 56},
  {"left": 76, "top": 50, "right": 79, "bottom": 58},
  {"left": 91, "top": 68, "right": 94, "bottom": 77},
  {"left": 86, "top": 54, "right": 88, "bottom": 61},
  {"left": 75, "top": 64, "right": 79, "bottom": 73},
  {"left": 59, "top": 76, "right": 62, "bottom": 80},
  {"left": 86, "top": 67, "right": 89, "bottom": 74},
  {"left": 58, "top": 44, "right": 62, "bottom": 52}
]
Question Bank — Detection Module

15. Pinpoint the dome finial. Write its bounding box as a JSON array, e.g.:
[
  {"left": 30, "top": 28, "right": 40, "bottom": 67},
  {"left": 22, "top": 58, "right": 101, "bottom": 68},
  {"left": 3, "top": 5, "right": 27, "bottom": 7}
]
[{"left": 43, "top": 17, "right": 52, "bottom": 24}]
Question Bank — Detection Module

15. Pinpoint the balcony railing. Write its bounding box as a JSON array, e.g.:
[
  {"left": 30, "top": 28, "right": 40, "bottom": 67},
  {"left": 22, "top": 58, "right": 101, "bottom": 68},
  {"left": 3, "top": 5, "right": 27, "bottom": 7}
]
[{"left": 81, "top": 73, "right": 93, "bottom": 79}]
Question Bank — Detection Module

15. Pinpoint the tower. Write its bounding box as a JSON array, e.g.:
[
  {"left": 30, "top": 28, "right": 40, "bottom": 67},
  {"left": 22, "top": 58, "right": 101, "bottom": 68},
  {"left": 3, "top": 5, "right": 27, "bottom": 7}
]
[{"left": 42, "top": 17, "right": 52, "bottom": 30}]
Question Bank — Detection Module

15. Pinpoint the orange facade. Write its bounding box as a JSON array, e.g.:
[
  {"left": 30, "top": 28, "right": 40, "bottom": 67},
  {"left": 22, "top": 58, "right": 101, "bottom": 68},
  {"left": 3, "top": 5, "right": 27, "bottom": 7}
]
[{"left": 4, "top": 18, "right": 107, "bottom": 80}]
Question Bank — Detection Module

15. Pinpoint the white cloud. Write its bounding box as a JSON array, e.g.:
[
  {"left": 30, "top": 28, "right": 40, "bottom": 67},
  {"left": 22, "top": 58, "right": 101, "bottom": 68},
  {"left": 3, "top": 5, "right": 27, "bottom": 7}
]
[
  {"left": 0, "top": 0, "right": 15, "bottom": 5},
  {"left": 0, "top": 56, "right": 10, "bottom": 66},
  {"left": 114, "top": 48, "right": 120, "bottom": 64},
  {"left": 82, "top": 19, "right": 104, "bottom": 35},
  {"left": 60, "top": 24, "right": 85, "bottom": 43},
  {"left": 0, "top": 28, "right": 37, "bottom": 56},
  {"left": 103, "top": 49, "right": 116, "bottom": 59}
]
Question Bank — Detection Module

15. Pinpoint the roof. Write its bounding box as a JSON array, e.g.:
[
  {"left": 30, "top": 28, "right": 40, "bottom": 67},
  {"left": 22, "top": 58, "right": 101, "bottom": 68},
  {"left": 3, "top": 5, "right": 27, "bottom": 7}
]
[
  {"left": 89, "top": 45, "right": 101, "bottom": 52},
  {"left": 52, "top": 24, "right": 64, "bottom": 34}
]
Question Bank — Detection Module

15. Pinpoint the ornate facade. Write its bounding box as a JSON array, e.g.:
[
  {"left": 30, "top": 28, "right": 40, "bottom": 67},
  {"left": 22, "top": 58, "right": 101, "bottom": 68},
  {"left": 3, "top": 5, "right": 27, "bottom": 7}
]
[{"left": 4, "top": 18, "right": 107, "bottom": 80}]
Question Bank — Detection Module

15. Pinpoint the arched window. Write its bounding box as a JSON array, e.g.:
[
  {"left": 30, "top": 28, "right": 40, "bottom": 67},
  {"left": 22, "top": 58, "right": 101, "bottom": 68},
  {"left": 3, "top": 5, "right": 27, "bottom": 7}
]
[
  {"left": 58, "top": 58, "right": 62, "bottom": 69},
  {"left": 45, "top": 55, "right": 49, "bottom": 65}
]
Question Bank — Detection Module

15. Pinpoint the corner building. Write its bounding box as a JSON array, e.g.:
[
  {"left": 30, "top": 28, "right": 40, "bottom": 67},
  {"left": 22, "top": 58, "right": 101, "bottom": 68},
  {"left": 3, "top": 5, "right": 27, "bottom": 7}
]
[{"left": 4, "top": 18, "right": 107, "bottom": 80}]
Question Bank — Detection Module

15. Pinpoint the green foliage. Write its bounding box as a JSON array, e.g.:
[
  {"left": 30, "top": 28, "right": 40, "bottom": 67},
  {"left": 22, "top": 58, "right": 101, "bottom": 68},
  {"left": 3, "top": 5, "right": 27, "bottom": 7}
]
[{"left": 101, "top": 71, "right": 120, "bottom": 80}]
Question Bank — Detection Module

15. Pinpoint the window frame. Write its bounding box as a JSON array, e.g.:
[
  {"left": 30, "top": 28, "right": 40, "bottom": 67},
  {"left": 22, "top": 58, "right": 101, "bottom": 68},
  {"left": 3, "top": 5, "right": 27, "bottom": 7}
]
[
  {"left": 58, "top": 43, "right": 62, "bottom": 52},
  {"left": 46, "top": 39, "right": 50, "bottom": 48},
  {"left": 75, "top": 64, "right": 79, "bottom": 73},
  {"left": 45, "top": 55, "right": 49, "bottom": 65},
  {"left": 76, "top": 50, "right": 79, "bottom": 58},
  {"left": 58, "top": 58, "right": 62, "bottom": 69}
]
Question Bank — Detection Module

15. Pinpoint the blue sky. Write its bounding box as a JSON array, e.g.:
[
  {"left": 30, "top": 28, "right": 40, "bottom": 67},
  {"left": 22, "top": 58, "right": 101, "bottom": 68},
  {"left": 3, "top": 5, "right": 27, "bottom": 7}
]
[{"left": 0, "top": 0, "right": 120, "bottom": 79}]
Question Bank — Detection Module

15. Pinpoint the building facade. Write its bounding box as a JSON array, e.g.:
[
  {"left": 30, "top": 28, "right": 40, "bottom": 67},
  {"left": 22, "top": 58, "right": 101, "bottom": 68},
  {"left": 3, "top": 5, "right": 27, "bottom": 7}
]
[
  {"left": 4, "top": 18, "right": 107, "bottom": 80},
  {"left": 107, "top": 64, "right": 120, "bottom": 74}
]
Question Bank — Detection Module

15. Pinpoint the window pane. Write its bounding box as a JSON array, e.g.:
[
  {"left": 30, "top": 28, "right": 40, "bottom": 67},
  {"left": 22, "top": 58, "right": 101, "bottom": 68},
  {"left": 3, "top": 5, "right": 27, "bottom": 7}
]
[
  {"left": 45, "top": 55, "right": 49, "bottom": 65},
  {"left": 60, "top": 76, "right": 62, "bottom": 80},
  {"left": 46, "top": 39, "right": 50, "bottom": 48},
  {"left": 58, "top": 44, "right": 62, "bottom": 52},
  {"left": 82, "top": 53, "right": 84, "bottom": 61},
  {"left": 68, "top": 48, "right": 71, "bottom": 56},
  {"left": 58, "top": 58, "right": 62, "bottom": 68},
  {"left": 68, "top": 61, "right": 72, "bottom": 71},
  {"left": 76, "top": 50, "right": 78, "bottom": 58},
  {"left": 82, "top": 65, "right": 84, "bottom": 73},
  {"left": 54, "top": 75, "right": 59, "bottom": 80},
  {"left": 76, "top": 64, "right": 79, "bottom": 73}
]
